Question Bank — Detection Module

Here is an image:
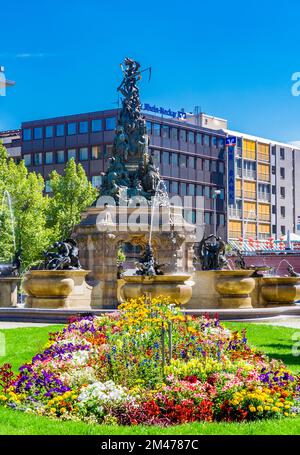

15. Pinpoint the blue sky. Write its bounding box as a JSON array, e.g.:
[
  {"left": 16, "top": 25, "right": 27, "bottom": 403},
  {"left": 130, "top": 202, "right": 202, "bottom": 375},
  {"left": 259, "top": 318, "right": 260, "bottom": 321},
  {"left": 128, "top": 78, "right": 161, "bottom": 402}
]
[{"left": 1, "top": 0, "right": 300, "bottom": 142}]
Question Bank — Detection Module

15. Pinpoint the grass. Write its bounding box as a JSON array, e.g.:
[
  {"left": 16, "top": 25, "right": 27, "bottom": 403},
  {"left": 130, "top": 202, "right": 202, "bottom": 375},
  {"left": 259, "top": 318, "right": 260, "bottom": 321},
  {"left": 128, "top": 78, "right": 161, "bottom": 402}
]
[{"left": 0, "top": 322, "right": 299, "bottom": 435}]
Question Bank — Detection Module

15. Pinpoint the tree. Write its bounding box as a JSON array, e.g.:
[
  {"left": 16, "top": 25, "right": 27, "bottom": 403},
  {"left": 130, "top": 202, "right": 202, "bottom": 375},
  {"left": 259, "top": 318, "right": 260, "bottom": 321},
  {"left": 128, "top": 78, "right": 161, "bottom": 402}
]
[
  {"left": 47, "top": 159, "right": 97, "bottom": 239},
  {"left": 0, "top": 144, "right": 51, "bottom": 270}
]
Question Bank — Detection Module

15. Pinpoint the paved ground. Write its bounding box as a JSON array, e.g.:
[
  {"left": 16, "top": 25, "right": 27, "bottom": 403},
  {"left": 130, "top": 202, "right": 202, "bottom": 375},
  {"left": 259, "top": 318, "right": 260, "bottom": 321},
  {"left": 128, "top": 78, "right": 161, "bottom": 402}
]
[{"left": 0, "top": 322, "right": 58, "bottom": 329}]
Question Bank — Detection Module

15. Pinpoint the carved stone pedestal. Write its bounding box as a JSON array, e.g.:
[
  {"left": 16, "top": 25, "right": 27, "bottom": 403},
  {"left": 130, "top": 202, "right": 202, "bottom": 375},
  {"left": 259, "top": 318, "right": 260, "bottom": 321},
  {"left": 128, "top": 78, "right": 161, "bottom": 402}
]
[
  {"left": 0, "top": 277, "right": 20, "bottom": 307},
  {"left": 215, "top": 270, "right": 256, "bottom": 309},
  {"left": 73, "top": 205, "right": 196, "bottom": 308}
]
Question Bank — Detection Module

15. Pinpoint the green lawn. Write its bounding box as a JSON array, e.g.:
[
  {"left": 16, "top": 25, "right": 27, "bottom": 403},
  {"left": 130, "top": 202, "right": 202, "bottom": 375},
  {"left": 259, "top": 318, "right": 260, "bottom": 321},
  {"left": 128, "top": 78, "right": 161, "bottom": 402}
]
[{"left": 0, "top": 322, "right": 300, "bottom": 435}]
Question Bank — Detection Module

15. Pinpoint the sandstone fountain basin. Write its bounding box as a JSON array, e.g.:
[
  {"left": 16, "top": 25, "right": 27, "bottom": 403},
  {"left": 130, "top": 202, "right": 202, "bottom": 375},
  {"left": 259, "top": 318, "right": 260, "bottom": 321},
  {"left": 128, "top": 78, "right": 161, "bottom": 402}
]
[
  {"left": 23, "top": 270, "right": 92, "bottom": 310},
  {"left": 259, "top": 276, "right": 300, "bottom": 306},
  {"left": 118, "top": 274, "right": 193, "bottom": 305},
  {"left": 0, "top": 277, "right": 20, "bottom": 307},
  {"left": 214, "top": 270, "right": 256, "bottom": 309}
]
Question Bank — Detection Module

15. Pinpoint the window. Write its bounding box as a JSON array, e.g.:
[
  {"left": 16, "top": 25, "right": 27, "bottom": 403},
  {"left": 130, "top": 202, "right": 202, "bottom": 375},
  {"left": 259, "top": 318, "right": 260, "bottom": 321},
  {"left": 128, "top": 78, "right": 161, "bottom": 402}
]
[
  {"left": 272, "top": 146, "right": 276, "bottom": 156},
  {"left": 280, "top": 148, "right": 285, "bottom": 160},
  {"left": 164, "top": 180, "right": 170, "bottom": 192},
  {"left": 204, "top": 212, "right": 211, "bottom": 225},
  {"left": 171, "top": 153, "right": 179, "bottom": 167},
  {"left": 91, "top": 119, "right": 102, "bottom": 132},
  {"left": 180, "top": 130, "right": 187, "bottom": 142},
  {"left": 196, "top": 133, "right": 202, "bottom": 145},
  {"left": 23, "top": 129, "right": 32, "bottom": 141},
  {"left": 188, "top": 156, "right": 195, "bottom": 168},
  {"left": 161, "top": 125, "right": 169, "bottom": 139},
  {"left": 281, "top": 206, "right": 286, "bottom": 218},
  {"left": 23, "top": 154, "right": 31, "bottom": 166},
  {"left": 281, "top": 226, "right": 286, "bottom": 235},
  {"left": 272, "top": 225, "right": 276, "bottom": 234},
  {"left": 211, "top": 136, "right": 217, "bottom": 147},
  {"left": 218, "top": 138, "right": 225, "bottom": 149},
  {"left": 92, "top": 175, "right": 102, "bottom": 188},
  {"left": 45, "top": 180, "right": 51, "bottom": 193},
  {"left": 56, "top": 124, "right": 65, "bottom": 137},
  {"left": 91, "top": 146, "right": 101, "bottom": 160},
  {"left": 34, "top": 127, "right": 43, "bottom": 140},
  {"left": 152, "top": 150, "right": 160, "bottom": 165},
  {"left": 162, "top": 151, "right": 169, "bottom": 165},
  {"left": 45, "top": 152, "right": 53, "bottom": 164},
  {"left": 105, "top": 144, "right": 113, "bottom": 157},
  {"left": 146, "top": 121, "right": 152, "bottom": 134},
  {"left": 243, "top": 139, "right": 256, "bottom": 160},
  {"left": 188, "top": 183, "right": 195, "bottom": 196},
  {"left": 171, "top": 181, "right": 179, "bottom": 194},
  {"left": 188, "top": 131, "right": 194, "bottom": 144},
  {"left": 203, "top": 135, "right": 210, "bottom": 146},
  {"left": 79, "top": 147, "right": 88, "bottom": 161},
  {"left": 180, "top": 182, "right": 187, "bottom": 196},
  {"left": 211, "top": 160, "right": 217, "bottom": 172},
  {"left": 34, "top": 153, "right": 42, "bottom": 166},
  {"left": 272, "top": 205, "right": 276, "bottom": 214},
  {"left": 105, "top": 117, "right": 116, "bottom": 130},
  {"left": 272, "top": 185, "right": 276, "bottom": 195},
  {"left": 153, "top": 123, "right": 160, "bottom": 137},
  {"left": 204, "top": 186, "right": 210, "bottom": 198},
  {"left": 68, "top": 149, "right": 76, "bottom": 161},
  {"left": 171, "top": 127, "right": 178, "bottom": 140},
  {"left": 196, "top": 185, "right": 203, "bottom": 196},
  {"left": 196, "top": 158, "right": 203, "bottom": 170},
  {"left": 56, "top": 150, "right": 65, "bottom": 164},
  {"left": 79, "top": 121, "right": 88, "bottom": 134},
  {"left": 179, "top": 155, "right": 187, "bottom": 168},
  {"left": 280, "top": 187, "right": 285, "bottom": 198},
  {"left": 67, "top": 123, "right": 77, "bottom": 135},
  {"left": 218, "top": 214, "right": 225, "bottom": 225},
  {"left": 204, "top": 159, "right": 210, "bottom": 171},
  {"left": 45, "top": 126, "right": 53, "bottom": 138},
  {"left": 272, "top": 166, "right": 276, "bottom": 175},
  {"left": 280, "top": 167, "right": 285, "bottom": 179},
  {"left": 218, "top": 161, "right": 224, "bottom": 173},
  {"left": 258, "top": 143, "right": 270, "bottom": 162}
]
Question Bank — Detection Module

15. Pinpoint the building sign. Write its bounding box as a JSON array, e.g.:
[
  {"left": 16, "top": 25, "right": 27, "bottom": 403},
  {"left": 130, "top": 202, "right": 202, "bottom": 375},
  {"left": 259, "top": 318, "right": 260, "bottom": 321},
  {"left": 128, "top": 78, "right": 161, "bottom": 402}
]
[
  {"left": 227, "top": 137, "right": 236, "bottom": 205},
  {"left": 142, "top": 103, "right": 187, "bottom": 119}
]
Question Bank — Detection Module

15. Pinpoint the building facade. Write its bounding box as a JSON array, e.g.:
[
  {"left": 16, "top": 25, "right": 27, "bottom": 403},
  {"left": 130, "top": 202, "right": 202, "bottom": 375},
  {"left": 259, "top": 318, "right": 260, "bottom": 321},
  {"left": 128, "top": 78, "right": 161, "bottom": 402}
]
[
  {"left": 20, "top": 109, "right": 227, "bottom": 238},
  {"left": 0, "top": 129, "right": 21, "bottom": 160}
]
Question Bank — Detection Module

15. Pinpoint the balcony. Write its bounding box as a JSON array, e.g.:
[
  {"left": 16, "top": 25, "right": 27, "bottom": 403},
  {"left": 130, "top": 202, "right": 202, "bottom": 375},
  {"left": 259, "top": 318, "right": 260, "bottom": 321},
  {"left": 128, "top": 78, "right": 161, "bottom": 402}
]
[
  {"left": 243, "top": 191, "right": 256, "bottom": 200},
  {"left": 243, "top": 169, "right": 256, "bottom": 180},
  {"left": 258, "top": 192, "right": 271, "bottom": 202},
  {"left": 258, "top": 173, "right": 270, "bottom": 182},
  {"left": 258, "top": 153, "right": 270, "bottom": 162},
  {"left": 244, "top": 211, "right": 256, "bottom": 220},
  {"left": 258, "top": 213, "right": 271, "bottom": 222},
  {"left": 228, "top": 208, "right": 242, "bottom": 219}
]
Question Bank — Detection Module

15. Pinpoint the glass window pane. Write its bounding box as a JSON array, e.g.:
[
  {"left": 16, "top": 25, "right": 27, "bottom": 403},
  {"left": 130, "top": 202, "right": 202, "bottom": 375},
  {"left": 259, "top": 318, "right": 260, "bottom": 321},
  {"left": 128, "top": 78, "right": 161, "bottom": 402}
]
[
  {"left": 196, "top": 133, "right": 202, "bottom": 144},
  {"left": 205, "top": 212, "right": 211, "bottom": 225},
  {"left": 196, "top": 185, "right": 203, "bottom": 196},
  {"left": 153, "top": 123, "right": 160, "bottom": 137},
  {"left": 91, "top": 146, "right": 101, "bottom": 160},
  {"left": 188, "top": 156, "right": 195, "bottom": 168},
  {"left": 23, "top": 129, "right": 32, "bottom": 141},
  {"left": 188, "top": 131, "right": 194, "bottom": 144},
  {"left": 45, "top": 152, "right": 53, "bottom": 164},
  {"left": 45, "top": 126, "right": 53, "bottom": 138},
  {"left": 45, "top": 180, "right": 52, "bottom": 193},
  {"left": 92, "top": 175, "right": 102, "bottom": 188},
  {"left": 219, "top": 137, "right": 225, "bottom": 148},
  {"left": 56, "top": 150, "right": 65, "bottom": 163},
  {"left": 161, "top": 125, "right": 169, "bottom": 138},
  {"left": 171, "top": 181, "right": 179, "bottom": 194},
  {"left": 204, "top": 135, "right": 210, "bottom": 146},
  {"left": 34, "top": 153, "right": 42, "bottom": 166},
  {"left": 162, "top": 151, "right": 169, "bottom": 165},
  {"left": 205, "top": 186, "right": 210, "bottom": 197},
  {"left": 179, "top": 155, "right": 187, "bottom": 168},
  {"left": 188, "top": 183, "right": 195, "bottom": 196},
  {"left": 146, "top": 121, "right": 152, "bottom": 134},
  {"left": 34, "top": 127, "right": 43, "bottom": 140},
  {"left": 67, "top": 123, "right": 77, "bottom": 135},
  {"left": 79, "top": 121, "right": 88, "bottom": 134},
  {"left": 91, "top": 119, "right": 102, "bottom": 132},
  {"left": 105, "top": 117, "right": 116, "bottom": 130},
  {"left": 56, "top": 124, "right": 65, "bottom": 137},
  {"left": 212, "top": 136, "right": 217, "bottom": 147},
  {"left": 219, "top": 161, "right": 224, "bottom": 173},
  {"left": 152, "top": 150, "right": 160, "bottom": 166},
  {"left": 211, "top": 160, "right": 217, "bottom": 172},
  {"left": 171, "top": 127, "right": 178, "bottom": 140},
  {"left": 68, "top": 149, "right": 76, "bottom": 161},
  {"left": 172, "top": 153, "right": 179, "bottom": 167},
  {"left": 24, "top": 154, "right": 32, "bottom": 166},
  {"left": 180, "top": 182, "right": 187, "bottom": 196},
  {"left": 180, "top": 130, "right": 187, "bottom": 142},
  {"left": 79, "top": 147, "right": 88, "bottom": 161}
]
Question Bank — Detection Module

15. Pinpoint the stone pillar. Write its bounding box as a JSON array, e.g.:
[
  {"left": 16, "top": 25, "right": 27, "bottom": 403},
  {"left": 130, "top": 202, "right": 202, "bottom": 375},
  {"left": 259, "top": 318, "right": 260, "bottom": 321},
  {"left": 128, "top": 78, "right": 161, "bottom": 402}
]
[{"left": 0, "top": 277, "right": 20, "bottom": 307}]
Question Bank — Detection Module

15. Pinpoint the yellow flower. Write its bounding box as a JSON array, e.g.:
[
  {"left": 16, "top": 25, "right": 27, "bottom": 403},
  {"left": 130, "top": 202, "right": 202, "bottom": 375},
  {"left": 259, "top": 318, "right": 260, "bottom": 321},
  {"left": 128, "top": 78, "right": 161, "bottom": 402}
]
[
  {"left": 272, "top": 407, "right": 280, "bottom": 412},
  {"left": 249, "top": 406, "right": 256, "bottom": 412},
  {"left": 257, "top": 406, "right": 263, "bottom": 412},
  {"left": 264, "top": 406, "right": 270, "bottom": 411},
  {"left": 50, "top": 408, "right": 56, "bottom": 413},
  {"left": 60, "top": 407, "right": 66, "bottom": 413}
]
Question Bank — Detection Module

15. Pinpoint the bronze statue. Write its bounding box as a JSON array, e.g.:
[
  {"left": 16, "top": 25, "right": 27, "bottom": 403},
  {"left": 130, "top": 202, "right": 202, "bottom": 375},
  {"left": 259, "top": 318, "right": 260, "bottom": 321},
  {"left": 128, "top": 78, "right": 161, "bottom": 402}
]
[
  {"left": 101, "top": 57, "right": 163, "bottom": 203},
  {"left": 44, "top": 239, "right": 81, "bottom": 270},
  {"left": 135, "top": 243, "right": 165, "bottom": 276},
  {"left": 198, "top": 235, "right": 228, "bottom": 271},
  {"left": 0, "top": 249, "right": 21, "bottom": 277}
]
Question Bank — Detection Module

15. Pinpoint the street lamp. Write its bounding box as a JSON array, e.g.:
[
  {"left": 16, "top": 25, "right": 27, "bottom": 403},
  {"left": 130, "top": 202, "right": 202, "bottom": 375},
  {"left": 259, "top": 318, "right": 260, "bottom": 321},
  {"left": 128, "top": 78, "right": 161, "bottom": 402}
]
[{"left": 212, "top": 189, "right": 221, "bottom": 236}]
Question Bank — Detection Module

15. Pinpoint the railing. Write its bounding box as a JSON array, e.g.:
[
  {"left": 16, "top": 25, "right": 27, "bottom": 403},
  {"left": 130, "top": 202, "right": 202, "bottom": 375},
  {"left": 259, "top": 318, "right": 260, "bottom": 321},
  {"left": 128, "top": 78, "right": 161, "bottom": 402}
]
[
  {"left": 258, "top": 233, "right": 271, "bottom": 239},
  {"left": 258, "top": 213, "right": 271, "bottom": 222},
  {"left": 236, "top": 167, "right": 242, "bottom": 177},
  {"left": 243, "top": 169, "right": 256, "bottom": 180},
  {"left": 228, "top": 208, "right": 242, "bottom": 219},
  {"left": 258, "top": 173, "right": 270, "bottom": 182},
  {"left": 243, "top": 191, "right": 256, "bottom": 199},
  {"left": 258, "top": 153, "right": 270, "bottom": 162},
  {"left": 258, "top": 192, "right": 271, "bottom": 202},
  {"left": 244, "top": 211, "right": 257, "bottom": 219}
]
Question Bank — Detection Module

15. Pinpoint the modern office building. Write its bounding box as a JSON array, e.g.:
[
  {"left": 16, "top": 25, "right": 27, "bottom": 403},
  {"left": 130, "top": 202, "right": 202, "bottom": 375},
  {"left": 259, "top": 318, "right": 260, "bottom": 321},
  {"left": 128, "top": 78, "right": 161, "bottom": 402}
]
[
  {"left": 0, "top": 129, "right": 21, "bottom": 161},
  {"left": 20, "top": 109, "right": 227, "bottom": 238}
]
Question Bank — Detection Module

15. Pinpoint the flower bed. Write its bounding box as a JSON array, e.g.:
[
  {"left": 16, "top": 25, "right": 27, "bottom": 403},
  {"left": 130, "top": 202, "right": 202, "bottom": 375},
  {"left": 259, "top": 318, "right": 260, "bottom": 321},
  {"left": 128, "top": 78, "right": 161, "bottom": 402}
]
[{"left": 0, "top": 296, "right": 300, "bottom": 426}]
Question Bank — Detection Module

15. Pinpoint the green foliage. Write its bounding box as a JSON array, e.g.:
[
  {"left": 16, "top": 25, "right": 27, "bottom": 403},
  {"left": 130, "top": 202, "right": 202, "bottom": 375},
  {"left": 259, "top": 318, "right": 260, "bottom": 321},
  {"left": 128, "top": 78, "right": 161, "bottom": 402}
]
[
  {"left": 117, "top": 247, "right": 126, "bottom": 264},
  {"left": 47, "top": 159, "right": 97, "bottom": 239},
  {"left": 0, "top": 144, "right": 50, "bottom": 269}
]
